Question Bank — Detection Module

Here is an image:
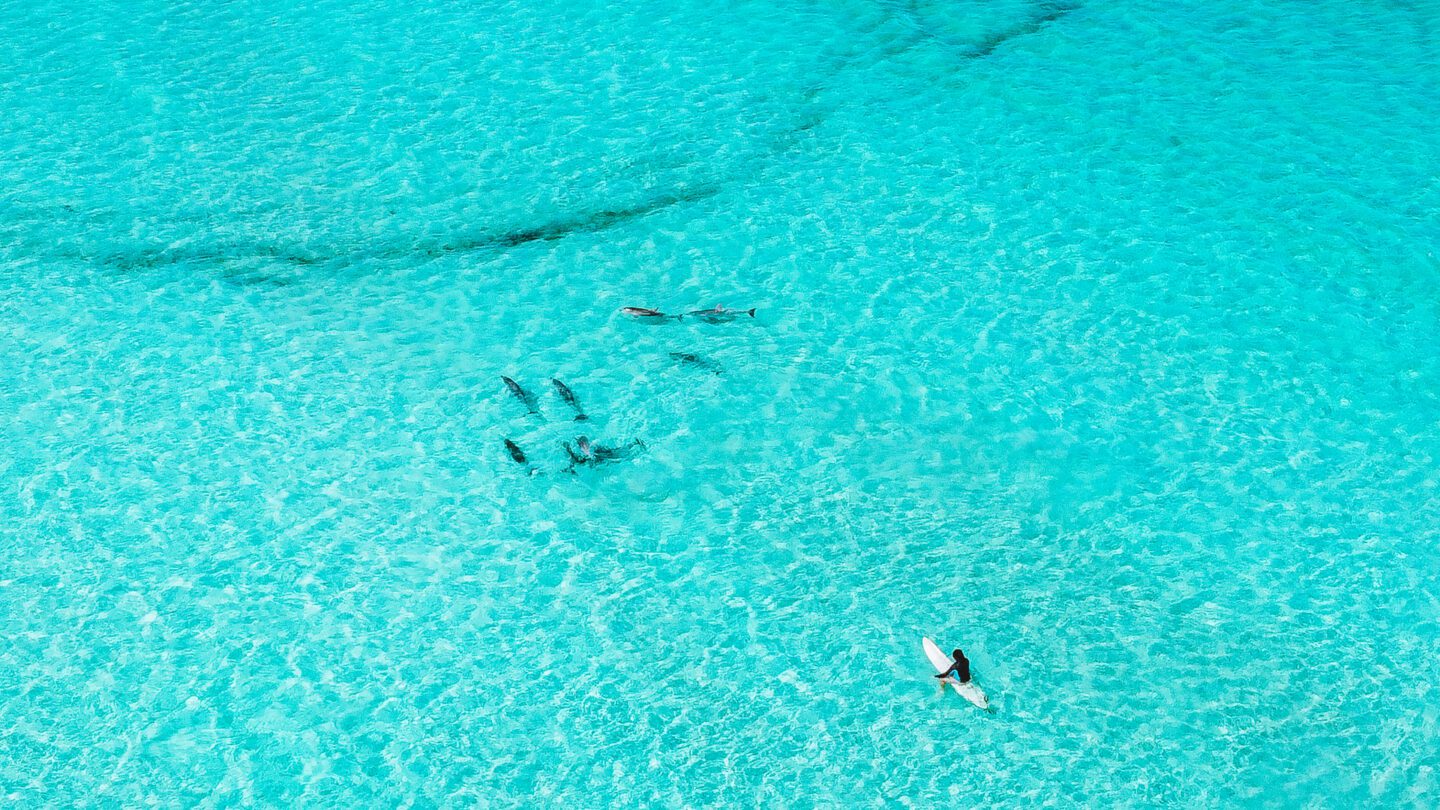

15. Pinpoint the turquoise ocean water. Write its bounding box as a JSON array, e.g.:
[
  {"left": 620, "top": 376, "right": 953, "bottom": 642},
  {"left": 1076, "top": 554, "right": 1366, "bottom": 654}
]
[{"left": 3, "top": 0, "right": 1439, "bottom": 804}]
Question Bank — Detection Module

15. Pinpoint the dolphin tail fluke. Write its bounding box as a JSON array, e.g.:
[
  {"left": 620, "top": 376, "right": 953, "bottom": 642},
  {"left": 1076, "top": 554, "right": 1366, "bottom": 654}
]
[{"left": 574, "top": 414, "right": 589, "bottom": 421}]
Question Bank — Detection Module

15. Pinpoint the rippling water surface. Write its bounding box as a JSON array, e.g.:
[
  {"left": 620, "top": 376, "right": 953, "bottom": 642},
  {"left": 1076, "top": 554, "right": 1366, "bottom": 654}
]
[{"left": 3, "top": 0, "right": 1439, "bottom": 805}]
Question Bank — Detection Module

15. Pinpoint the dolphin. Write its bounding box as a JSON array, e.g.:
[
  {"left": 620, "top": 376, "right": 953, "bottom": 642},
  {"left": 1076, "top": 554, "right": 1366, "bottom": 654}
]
[
  {"left": 686, "top": 304, "right": 755, "bottom": 323},
  {"left": 588, "top": 436, "right": 644, "bottom": 462},
  {"left": 563, "top": 437, "right": 590, "bottom": 467},
  {"left": 669, "top": 352, "right": 722, "bottom": 375},
  {"left": 563, "top": 435, "right": 645, "bottom": 470},
  {"left": 621, "top": 306, "right": 679, "bottom": 323},
  {"left": 503, "top": 438, "right": 538, "bottom": 475},
  {"left": 501, "top": 376, "right": 540, "bottom": 415},
  {"left": 504, "top": 438, "right": 528, "bottom": 465},
  {"left": 551, "top": 378, "right": 588, "bottom": 421}
]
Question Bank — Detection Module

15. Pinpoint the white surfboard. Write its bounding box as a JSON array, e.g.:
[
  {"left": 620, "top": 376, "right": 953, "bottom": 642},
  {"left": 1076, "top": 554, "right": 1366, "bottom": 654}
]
[{"left": 924, "top": 637, "right": 989, "bottom": 709}]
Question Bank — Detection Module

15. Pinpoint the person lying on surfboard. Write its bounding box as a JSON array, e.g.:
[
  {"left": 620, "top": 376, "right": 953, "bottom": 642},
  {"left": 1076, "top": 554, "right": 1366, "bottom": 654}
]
[{"left": 934, "top": 648, "right": 971, "bottom": 686}]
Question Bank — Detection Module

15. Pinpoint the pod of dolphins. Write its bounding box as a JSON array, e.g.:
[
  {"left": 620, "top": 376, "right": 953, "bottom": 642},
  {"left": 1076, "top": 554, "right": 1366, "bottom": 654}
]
[
  {"left": 501, "top": 303, "right": 757, "bottom": 476},
  {"left": 620, "top": 304, "right": 756, "bottom": 324}
]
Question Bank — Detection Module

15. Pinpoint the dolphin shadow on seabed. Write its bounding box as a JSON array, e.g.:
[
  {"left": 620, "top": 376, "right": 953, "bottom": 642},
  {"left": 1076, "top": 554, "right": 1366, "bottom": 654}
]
[{"left": 669, "top": 352, "right": 723, "bottom": 375}]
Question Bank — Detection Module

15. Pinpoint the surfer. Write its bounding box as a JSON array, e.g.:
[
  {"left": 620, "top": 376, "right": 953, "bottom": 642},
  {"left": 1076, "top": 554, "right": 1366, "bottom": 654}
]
[{"left": 934, "top": 648, "right": 971, "bottom": 686}]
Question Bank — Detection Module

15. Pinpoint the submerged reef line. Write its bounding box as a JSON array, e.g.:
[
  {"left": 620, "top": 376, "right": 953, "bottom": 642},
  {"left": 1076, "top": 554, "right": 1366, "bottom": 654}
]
[
  {"left": 62, "top": 2, "right": 1079, "bottom": 283},
  {"left": 873, "top": 0, "right": 1080, "bottom": 61},
  {"left": 87, "top": 182, "right": 724, "bottom": 277},
  {"left": 965, "top": 1, "right": 1079, "bottom": 59}
]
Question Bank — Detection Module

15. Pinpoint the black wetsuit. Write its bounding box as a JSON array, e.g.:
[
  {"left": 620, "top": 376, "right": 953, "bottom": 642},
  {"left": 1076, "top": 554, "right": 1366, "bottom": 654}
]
[{"left": 935, "top": 651, "right": 971, "bottom": 684}]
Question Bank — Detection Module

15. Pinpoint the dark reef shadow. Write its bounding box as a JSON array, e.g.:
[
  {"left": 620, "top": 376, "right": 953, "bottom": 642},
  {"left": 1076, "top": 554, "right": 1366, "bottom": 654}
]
[
  {"left": 471, "top": 184, "right": 720, "bottom": 251},
  {"left": 874, "top": 0, "right": 1080, "bottom": 61},
  {"left": 965, "top": 1, "right": 1080, "bottom": 59},
  {"left": 78, "top": 0, "right": 1076, "bottom": 283},
  {"left": 92, "top": 183, "right": 725, "bottom": 276}
]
